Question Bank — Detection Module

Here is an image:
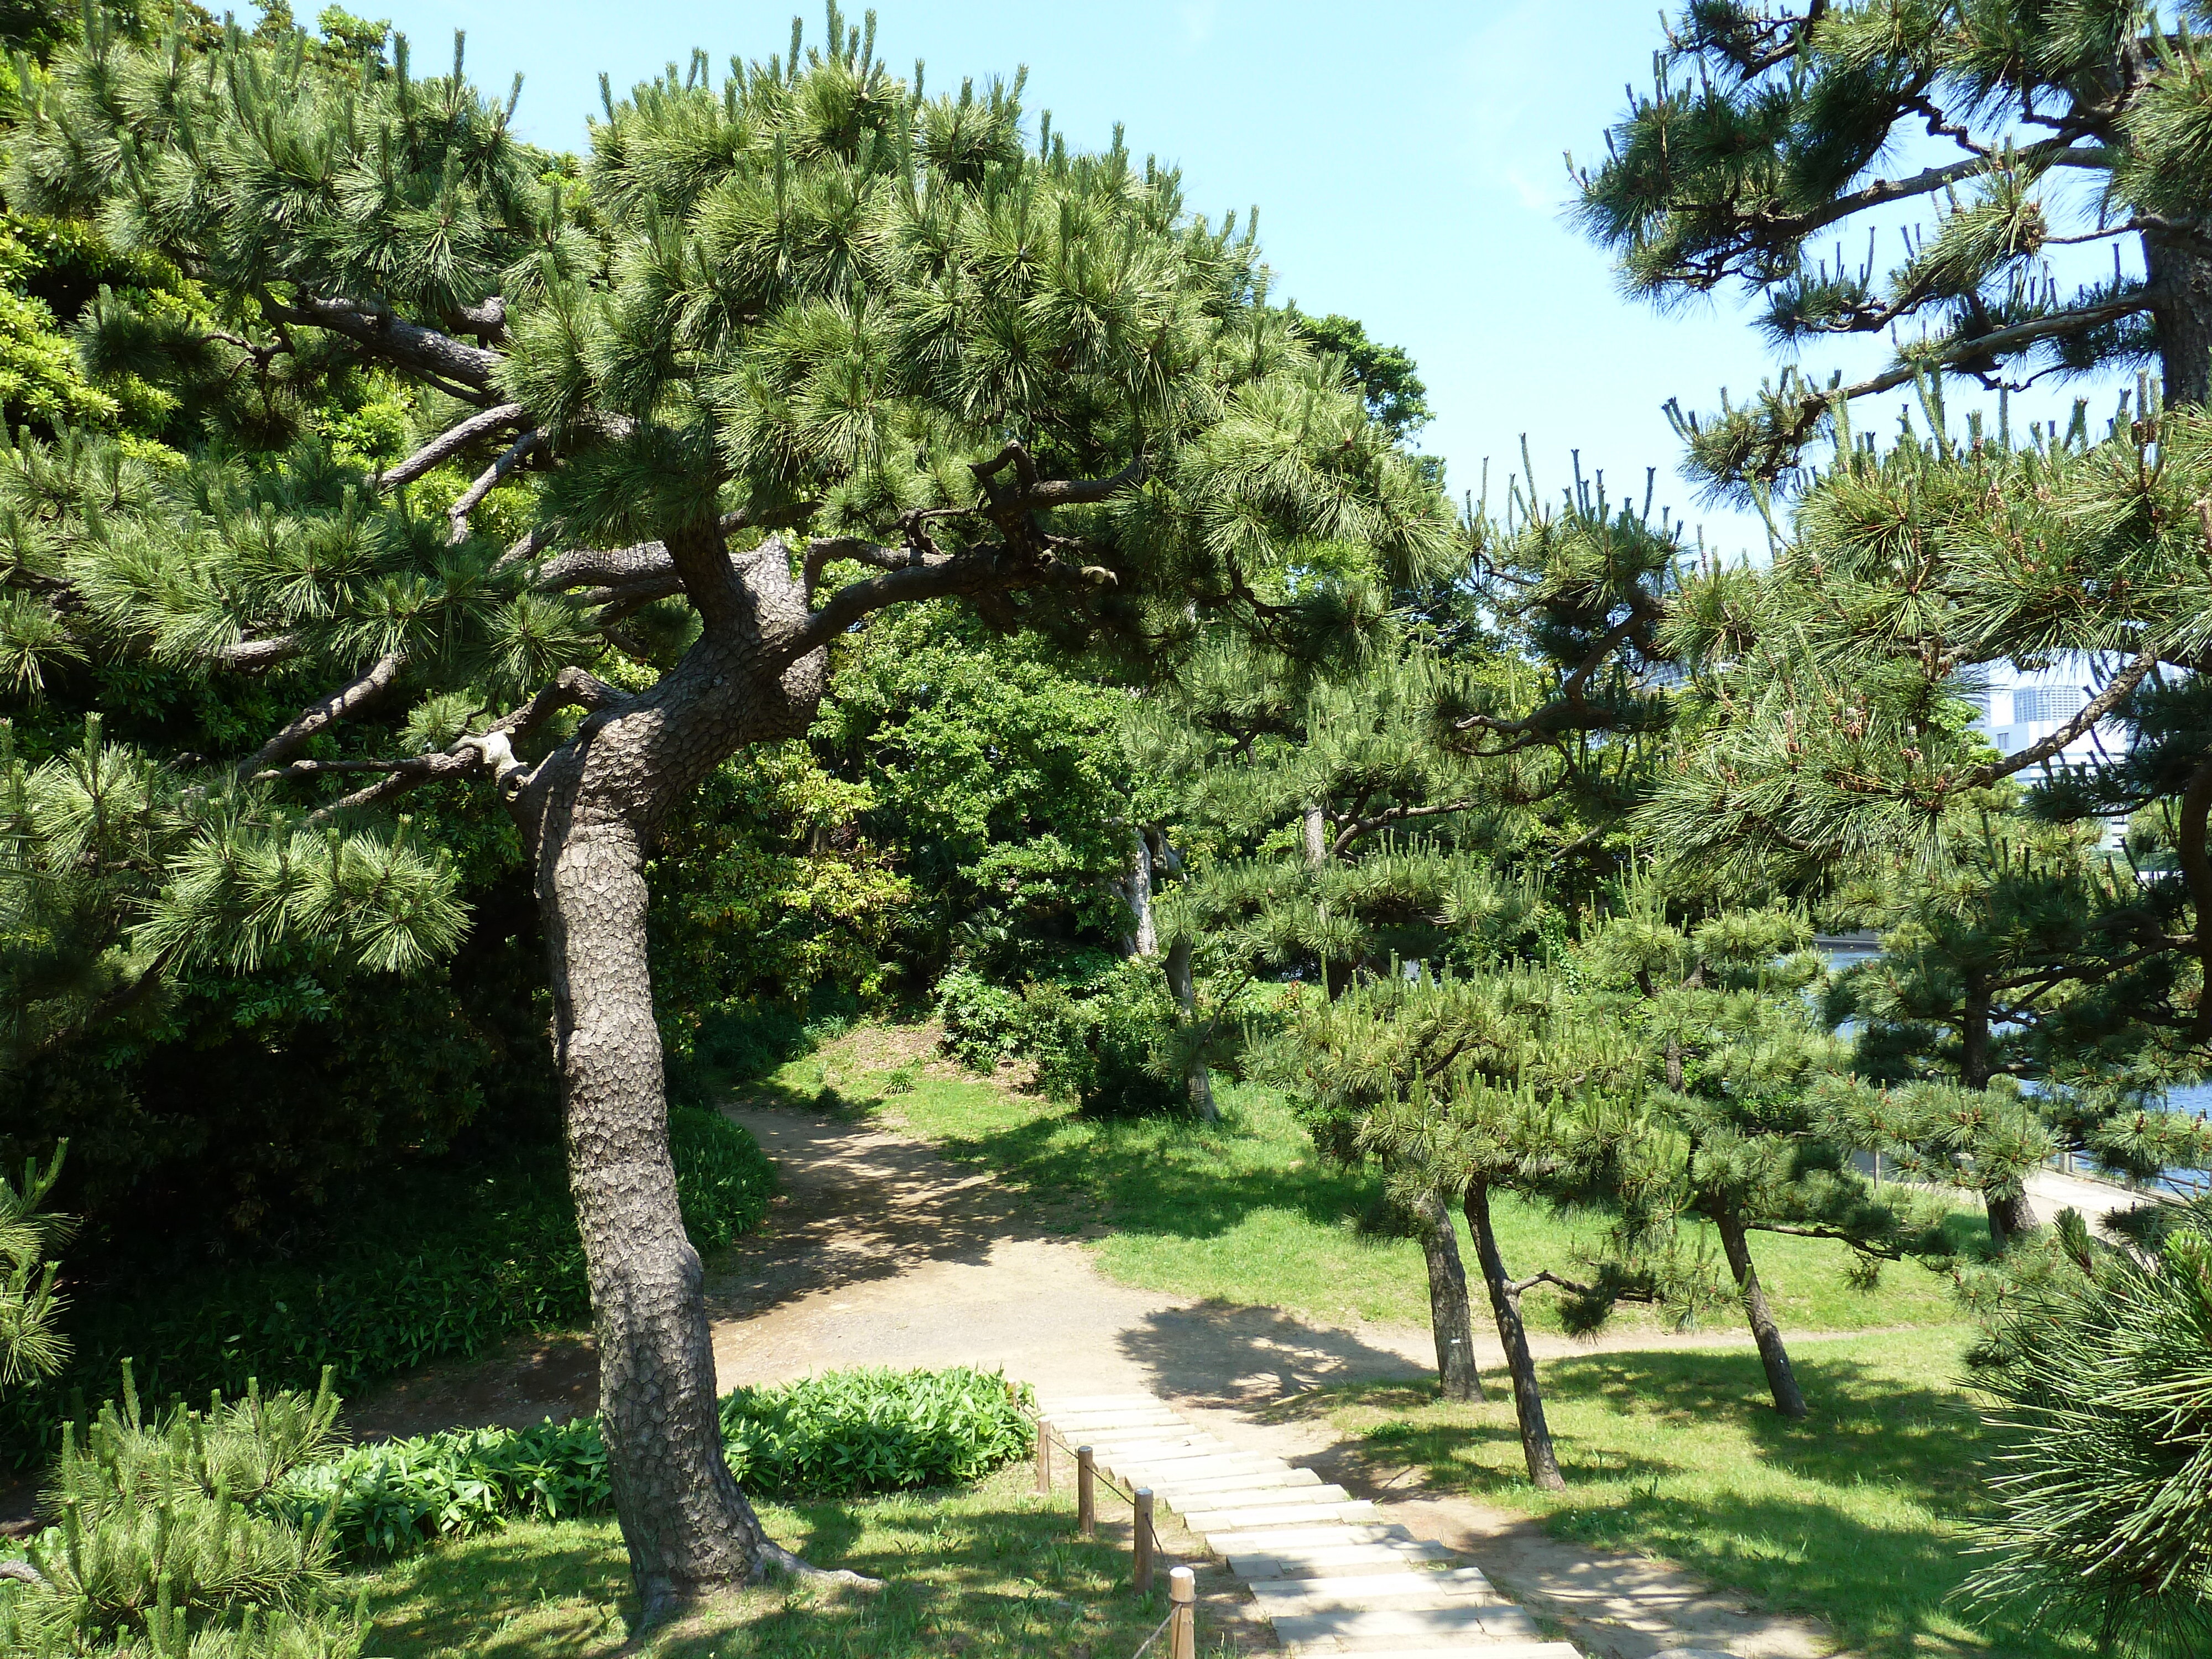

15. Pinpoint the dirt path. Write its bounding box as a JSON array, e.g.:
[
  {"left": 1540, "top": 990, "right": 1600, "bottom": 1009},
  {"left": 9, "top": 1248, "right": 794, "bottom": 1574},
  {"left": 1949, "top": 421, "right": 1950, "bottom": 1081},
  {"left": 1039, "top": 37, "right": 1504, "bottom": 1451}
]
[{"left": 351, "top": 1099, "right": 1857, "bottom": 1655}]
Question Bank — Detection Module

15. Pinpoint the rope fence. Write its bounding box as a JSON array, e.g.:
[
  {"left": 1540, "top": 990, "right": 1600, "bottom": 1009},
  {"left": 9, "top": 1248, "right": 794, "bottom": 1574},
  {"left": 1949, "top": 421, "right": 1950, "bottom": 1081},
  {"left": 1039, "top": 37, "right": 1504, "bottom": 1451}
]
[{"left": 1024, "top": 1408, "right": 1196, "bottom": 1658}]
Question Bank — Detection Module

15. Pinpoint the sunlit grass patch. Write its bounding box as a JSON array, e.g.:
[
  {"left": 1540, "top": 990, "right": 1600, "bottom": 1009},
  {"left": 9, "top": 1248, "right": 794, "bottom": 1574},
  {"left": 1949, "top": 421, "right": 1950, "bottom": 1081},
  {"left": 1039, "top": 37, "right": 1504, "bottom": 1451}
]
[{"left": 1285, "top": 1333, "right": 2090, "bottom": 1659}]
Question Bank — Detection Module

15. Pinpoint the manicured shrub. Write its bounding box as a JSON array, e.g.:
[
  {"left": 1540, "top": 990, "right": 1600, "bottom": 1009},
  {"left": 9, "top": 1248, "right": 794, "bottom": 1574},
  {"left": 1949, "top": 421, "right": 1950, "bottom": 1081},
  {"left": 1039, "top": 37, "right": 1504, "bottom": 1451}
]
[
  {"left": 276, "top": 1367, "right": 1032, "bottom": 1561},
  {"left": 718, "top": 1366, "right": 1034, "bottom": 1497},
  {"left": 941, "top": 953, "right": 1183, "bottom": 1116}
]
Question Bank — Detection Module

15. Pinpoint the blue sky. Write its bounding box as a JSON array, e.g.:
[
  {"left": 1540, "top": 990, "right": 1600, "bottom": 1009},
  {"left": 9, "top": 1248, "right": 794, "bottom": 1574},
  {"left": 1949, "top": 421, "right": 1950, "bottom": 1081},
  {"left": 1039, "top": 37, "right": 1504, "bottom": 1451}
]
[{"left": 365, "top": 0, "right": 2130, "bottom": 557}]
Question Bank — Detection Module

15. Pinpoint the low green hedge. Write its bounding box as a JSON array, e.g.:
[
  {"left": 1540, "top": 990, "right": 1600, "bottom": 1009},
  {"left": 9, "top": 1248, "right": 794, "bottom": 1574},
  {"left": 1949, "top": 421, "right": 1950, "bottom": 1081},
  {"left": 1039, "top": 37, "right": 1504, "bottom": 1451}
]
[
  {"left": 281, "top": 1366, "right": 1034, "bottom": 1559},
  {"left": 719, "top": 1365, "right": 1035, "bottom": 1496},
  {"left": 3, "top": 1114, "right": 775, "bottom": 1473}
]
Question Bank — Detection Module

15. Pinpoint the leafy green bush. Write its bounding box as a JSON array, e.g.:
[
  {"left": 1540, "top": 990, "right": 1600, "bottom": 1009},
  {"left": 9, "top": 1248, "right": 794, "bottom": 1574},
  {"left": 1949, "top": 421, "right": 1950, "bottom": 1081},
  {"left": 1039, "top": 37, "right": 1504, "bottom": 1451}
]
[
  {"left": 935, "top": 967, "right": 1026, "bottom": 1070},
  {"left": 276, "top": 1368, "right": 1029, "bottom": 1561},
  {"left": 2, "top": 1123, "right": 774, "bottom": 1473},
  {"left": 279, "top": 1418, "right": 611, "bottom": 1558},
  {"left": 669, "top": 1109, "right": 777, "bottom": 1252},
  {"left": 718, "top": 1366, "right": 1034, "bottom": 1497},
  {"left": 1021, "top": 961, "right": 1184, "bottom": 1118},
  {"left": 940, "top": 954, "right": 1183, "bottom": 1115}
]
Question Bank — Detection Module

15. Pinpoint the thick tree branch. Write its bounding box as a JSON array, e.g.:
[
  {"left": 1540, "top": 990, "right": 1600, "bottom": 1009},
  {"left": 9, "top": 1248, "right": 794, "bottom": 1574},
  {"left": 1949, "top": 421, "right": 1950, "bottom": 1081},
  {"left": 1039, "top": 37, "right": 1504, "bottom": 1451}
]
[
  {"left": 299, "top": 667, "right": 623, "bottom": 824},
  {"left": 770, "top": 549, "right": 1018, "bottom": 669},
  {"left": 234, "top": 651, "right": 405, "bottom": 781},
  {"left": 446, "top": 430, "right": 542, "bottom": 544},
  {"left": 374, "top": 403, "right": 526, "bottom": 492},
  {"left": 217, "top": 635, "right": 301, "bottom": 671},
  {"left": 259, "top": 294, "right": 502, "bottom": 397},
  {"left": 1958, "top": 644, "right": 2157, "bottom": 790},
  {"left": 1331, "top": 797, "right": 1482, "bottom": 858}
]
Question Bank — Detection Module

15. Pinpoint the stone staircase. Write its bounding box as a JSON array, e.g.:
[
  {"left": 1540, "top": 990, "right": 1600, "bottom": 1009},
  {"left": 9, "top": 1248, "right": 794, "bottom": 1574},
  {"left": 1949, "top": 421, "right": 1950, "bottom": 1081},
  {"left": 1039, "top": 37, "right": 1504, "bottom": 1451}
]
[{"left": 1036, "top": 1390, "right": 1582, "bottom": 1656}]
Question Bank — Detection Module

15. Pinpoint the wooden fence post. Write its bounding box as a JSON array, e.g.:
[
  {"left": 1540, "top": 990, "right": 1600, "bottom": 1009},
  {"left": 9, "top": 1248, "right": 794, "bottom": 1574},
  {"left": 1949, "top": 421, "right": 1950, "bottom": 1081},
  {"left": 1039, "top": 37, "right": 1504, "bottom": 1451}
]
[
  {"left": 1133, "top": 1489, "right": 1154, "bottom": 1593},
  {"left": 1035, "top": 1419, "right": 1053, "bottom": 1495},
  {"left": 1168, "top": 1564, "right": 1196, "bottom": 1659},
  {"left": 1076, "top": 1444, "right": 1096, "bottom": 1538}
]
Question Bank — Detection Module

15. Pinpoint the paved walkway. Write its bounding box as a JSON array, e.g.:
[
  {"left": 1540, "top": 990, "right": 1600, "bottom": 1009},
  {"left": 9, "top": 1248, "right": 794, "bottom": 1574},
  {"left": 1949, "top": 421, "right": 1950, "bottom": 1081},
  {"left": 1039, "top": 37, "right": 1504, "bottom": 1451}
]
[
  {"left": 1039, "top": 1389, "right": 1734, "bottom": 1659},
  {"left": 1044, "top": 1387, "right": 1553, "bottom": 1656}
]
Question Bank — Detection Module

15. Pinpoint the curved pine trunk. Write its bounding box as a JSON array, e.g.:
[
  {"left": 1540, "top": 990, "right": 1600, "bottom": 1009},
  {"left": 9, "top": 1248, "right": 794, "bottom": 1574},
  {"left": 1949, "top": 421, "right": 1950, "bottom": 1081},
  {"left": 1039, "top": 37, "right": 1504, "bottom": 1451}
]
[
  {"left": 517, "top": 529, "right": 831, "bottom": 1620},
  {"left": 1714, "top": 1211, "right": 1806, "bottom": 1420},
  {"left": 1417, "top": 1191, "right": 1483, "bottom": 1402},
  {"left": 1463, "top": 1180, "right": 1563, "bottom": 1490},
  {"left": 541, "top": 811, "right": 771, "bottom": 1619},
  {"left": 1984, "top": 1187, "right": 2037, "bottom": 1251}
]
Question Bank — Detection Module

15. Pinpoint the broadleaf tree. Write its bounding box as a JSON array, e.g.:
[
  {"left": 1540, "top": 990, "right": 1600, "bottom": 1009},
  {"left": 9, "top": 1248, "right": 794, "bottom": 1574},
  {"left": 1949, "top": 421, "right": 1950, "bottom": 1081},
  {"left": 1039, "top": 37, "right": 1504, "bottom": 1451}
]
[{"left": 4, "top": 4, "right": 1453, "bottom": 1614}]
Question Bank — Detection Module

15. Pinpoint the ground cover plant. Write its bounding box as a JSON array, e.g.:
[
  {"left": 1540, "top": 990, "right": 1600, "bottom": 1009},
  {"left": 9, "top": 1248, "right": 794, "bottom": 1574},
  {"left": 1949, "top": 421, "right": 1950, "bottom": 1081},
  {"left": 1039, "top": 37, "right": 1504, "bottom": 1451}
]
[
  {"left": 759, "top": 1025, "right": 1977, "bottom": 1339},
  {"left": 1291, "top": 1332, "right": 2094, "bottom": 1659},
  {"left": 281, "top": 1366, "right": 1028, "bottom": 1560}
]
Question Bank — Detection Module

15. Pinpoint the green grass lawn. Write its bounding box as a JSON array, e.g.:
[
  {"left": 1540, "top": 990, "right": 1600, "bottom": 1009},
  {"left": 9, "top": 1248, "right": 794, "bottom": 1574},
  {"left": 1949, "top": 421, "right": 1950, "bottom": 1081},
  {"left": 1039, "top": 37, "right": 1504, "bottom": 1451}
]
[
  {"left": 1282, "top": 1331, "right": 2089, "bottom": 1659},
  {"left": 758, "top": 1028, "right": 1975, "bottom": 1342},
  {"left": 360, "top": 1464, "right": 1235, "bottom": 1658}
]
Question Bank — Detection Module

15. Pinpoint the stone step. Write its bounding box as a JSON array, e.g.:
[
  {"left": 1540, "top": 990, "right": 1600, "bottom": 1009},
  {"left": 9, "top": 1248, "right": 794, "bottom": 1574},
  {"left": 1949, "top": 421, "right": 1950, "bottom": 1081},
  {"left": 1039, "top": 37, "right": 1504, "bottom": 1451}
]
[
  {"left": 1035, "top": 1394, "right": 1162, "bottom": 1412},
  {"left": 1110, "top": 1455, "right": 1292, "bottom": 1488},
  {"left": 1206, "top": 1521, "right": 1411, "bottom": 1554},
  {"left": 1231, "top": 1540, "right": 1457, "bottom": 1579},
  {"left": 1149, "top": 1466, "right": 1322, "bottom": 1499},
  {"left": 1273, "top": 1601, "right": 1543, "bottom": 1652},
  {"left": 1164, "top": 1481, "right": 1353, "bottom": 1514},
  {"left": 1063, "top": 1427, "right": 1225, "bottom": 1451},
  {"left": 1045, "top": 1408, "right": 1187, "bottom": 1428},
  {"left": 1250, "top": 1566, "right": 1500, "bottom": 1616},
  {"left": 1182, "top": 1498, "right": 1378, "bottom": 1531}
]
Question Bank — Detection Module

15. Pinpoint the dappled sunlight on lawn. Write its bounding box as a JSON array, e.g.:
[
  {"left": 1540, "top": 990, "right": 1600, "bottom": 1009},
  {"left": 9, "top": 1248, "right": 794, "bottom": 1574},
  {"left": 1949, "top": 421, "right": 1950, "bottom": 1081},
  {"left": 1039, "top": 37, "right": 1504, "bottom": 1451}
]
[
  {"left": 359, "top": 1468, "right": 1199, "bottom": 1659},
  {"left": 1296, "top": 1334, "right": 2092, "bottom": 1659},
  {"left": 759, "top": 1031, "right": 1974, "bottom": 1341}
]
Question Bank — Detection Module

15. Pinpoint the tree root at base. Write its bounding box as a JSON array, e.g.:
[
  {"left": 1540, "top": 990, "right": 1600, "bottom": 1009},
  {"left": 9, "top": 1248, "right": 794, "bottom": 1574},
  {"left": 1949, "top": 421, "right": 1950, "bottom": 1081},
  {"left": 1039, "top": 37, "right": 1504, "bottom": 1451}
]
[{"left": 755, "top": 1539, "right": 885, "bottom": 1591}]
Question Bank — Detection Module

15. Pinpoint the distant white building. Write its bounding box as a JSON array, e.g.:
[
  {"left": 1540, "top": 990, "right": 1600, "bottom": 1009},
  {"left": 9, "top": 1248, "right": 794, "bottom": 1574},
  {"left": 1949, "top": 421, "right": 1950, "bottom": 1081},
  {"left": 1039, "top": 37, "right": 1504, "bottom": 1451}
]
[
  {"left": 1959, "top": 656, "right": 2132, "bottom": 844},
  {"left": 1962, "top": 658, "right": 2120, "bottom": 765}
]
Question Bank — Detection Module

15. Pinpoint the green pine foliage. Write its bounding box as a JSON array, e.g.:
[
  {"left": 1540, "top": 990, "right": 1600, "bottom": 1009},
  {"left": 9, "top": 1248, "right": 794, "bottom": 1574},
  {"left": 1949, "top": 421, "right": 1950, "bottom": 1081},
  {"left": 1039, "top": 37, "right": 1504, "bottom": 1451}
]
[
  {"left": 0, "top": 1365, "right": 367, "bottom": 1659},
  {"left": 1965, "top": 1202, "right": 2212, "bottom": 1654},
  {"left": 1579, "top": 0, "right": 2212, "bottom": 495},
  {"left": 0, "top": 1140, "right": 70, "bottom": 1386}
]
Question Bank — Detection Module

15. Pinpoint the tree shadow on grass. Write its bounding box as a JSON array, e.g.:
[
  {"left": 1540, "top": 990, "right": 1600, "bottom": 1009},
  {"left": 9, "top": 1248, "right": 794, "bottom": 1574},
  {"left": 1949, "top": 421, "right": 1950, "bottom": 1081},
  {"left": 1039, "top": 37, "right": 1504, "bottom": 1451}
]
[
  {"left": 362, "top": 1525, "right": 634, "bottom": 1658},
  {"left": 1535, "top": 1345, "right": 1994, "bottom": 1507}
]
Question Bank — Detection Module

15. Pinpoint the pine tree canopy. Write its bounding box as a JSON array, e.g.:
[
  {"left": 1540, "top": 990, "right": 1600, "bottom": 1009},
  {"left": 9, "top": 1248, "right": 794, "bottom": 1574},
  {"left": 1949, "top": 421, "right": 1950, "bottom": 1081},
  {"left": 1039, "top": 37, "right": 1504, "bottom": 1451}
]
[
  {"left": 1580, "top": 0, "right": 2212, "bottom": 497},
  {"left": 0, "top": 3, "right": 1454, "bottom": 998}
]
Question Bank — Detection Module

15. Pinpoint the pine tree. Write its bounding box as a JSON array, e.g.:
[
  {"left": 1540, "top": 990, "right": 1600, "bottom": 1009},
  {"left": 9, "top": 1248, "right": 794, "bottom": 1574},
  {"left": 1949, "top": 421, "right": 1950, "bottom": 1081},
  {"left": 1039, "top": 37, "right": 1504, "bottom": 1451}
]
[
  {"left": 1, "top": 4, "right": 1455, "bottom": 1610},
  {"left": 1578, "top": 893, "right": 1946, "bottom": 1416},
  {"left": 1636, "top": 404, "right": 2212, "bottom": 1241},
  {"left": 1962, "top": 1201, "right": 2212, "bottom": 1653},
  {"left": 1290, "top": 965, "right": 1648, "bottom": 1489},
  {"left": 1580, "top": 1, "right": 2212, "bottom": 497}
]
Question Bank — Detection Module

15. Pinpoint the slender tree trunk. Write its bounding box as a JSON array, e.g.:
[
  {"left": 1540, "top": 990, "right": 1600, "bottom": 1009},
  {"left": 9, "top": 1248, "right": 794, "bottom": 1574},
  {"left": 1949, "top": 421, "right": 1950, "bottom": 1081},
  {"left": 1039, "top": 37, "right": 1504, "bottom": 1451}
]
[
  {"left": 1125, "top": 824, "right": 1157, "bottom": 959},
  {"left": 1464, "top": 1180, "right": 1563, "bottom": 1490},
  {"left": 2174, "top": 757, "right": 2212, "bottom": 1043},
  {"left": 515, "top": 530, "right": 846, "bottom": 1620},
  {"left": 1161, "top": 936, "right": 1217, "bottom": 1121},
  {"left": 2146, "top": 227, "right": 2212, "bottom": 409},
  {"left": 1714, "top": 1211, "right": 1806, "bottom": 1420},
  {"left": 1417, "top": 1190, "right": 1483, "bottom": 1402},
  {"left": 1959, "top": 978, "right": 2038, "bottom": 1251}
]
